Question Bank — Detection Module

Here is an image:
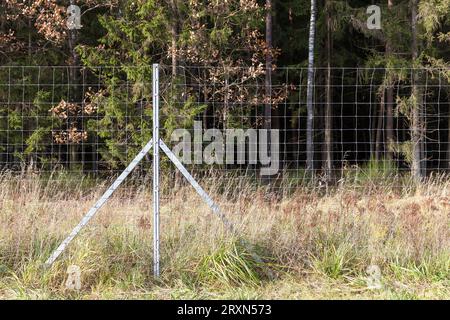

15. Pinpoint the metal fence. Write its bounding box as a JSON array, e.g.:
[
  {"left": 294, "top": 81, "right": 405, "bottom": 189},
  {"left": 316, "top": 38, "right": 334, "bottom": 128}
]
[{"left": 1, "top": 65, "right": 449, "bottom": 187}]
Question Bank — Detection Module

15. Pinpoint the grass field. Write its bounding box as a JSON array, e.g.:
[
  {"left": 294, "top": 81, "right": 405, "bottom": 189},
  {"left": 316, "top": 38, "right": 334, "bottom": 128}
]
[{"left": 0, "top": 171, "right": 448, "bottom": 300}]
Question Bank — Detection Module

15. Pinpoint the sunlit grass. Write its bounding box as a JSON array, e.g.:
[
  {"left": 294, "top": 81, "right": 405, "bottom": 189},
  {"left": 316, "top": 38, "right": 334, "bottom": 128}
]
[{"left": 0, "top": 170, "right": 448, "bottom": 299}]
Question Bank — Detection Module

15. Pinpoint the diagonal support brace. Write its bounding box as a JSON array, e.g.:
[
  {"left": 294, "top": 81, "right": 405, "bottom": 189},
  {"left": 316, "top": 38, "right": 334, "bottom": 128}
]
[
  {"left": 45, "top": 139, "right": 153, "bottom": 267},
  {"left": 46, "top": 137, "right": 274, "bottom": 279},
  {"left": 159, "top": 139, "right": 274, "bottom": 279}
]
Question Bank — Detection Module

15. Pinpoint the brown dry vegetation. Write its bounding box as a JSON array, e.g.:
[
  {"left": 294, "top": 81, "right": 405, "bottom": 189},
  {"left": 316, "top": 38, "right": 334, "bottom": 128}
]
[{"left": 0, "top": 172, "right": 448, "bottom": 300}]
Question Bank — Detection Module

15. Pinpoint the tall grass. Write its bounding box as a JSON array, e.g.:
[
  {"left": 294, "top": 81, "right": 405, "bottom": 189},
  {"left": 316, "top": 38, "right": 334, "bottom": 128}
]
[{"left": 0, "top": 170, "right": 448, "bottom": 299}]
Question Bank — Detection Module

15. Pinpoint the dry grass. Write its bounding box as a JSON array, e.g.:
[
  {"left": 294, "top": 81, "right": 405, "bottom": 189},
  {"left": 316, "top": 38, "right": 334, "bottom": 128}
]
[{"left": 0, "top": 171, "right": 448, "bottom": 300}]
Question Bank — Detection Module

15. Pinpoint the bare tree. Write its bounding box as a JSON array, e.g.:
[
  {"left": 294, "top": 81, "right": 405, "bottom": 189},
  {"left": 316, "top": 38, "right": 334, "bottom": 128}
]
[{"left": 306, "top": 0, "right": 317, "bottom": 175}]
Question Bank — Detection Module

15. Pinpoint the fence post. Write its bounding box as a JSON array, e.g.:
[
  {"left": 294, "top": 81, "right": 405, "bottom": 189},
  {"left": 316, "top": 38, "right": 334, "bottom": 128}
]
[{"left": 152, "top": 63, "right": 160, "bottom": 277}]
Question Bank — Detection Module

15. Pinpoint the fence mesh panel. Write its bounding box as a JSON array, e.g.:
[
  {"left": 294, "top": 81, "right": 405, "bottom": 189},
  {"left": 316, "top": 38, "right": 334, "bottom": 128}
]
[{"left": 0, "top": 65, "right": 449, "bottom": 189}]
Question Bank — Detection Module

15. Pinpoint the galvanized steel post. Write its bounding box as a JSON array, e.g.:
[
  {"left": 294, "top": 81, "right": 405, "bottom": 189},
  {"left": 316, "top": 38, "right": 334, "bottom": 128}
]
[{"left": 152, "top": 64, "right": 160, "bottom": 277}]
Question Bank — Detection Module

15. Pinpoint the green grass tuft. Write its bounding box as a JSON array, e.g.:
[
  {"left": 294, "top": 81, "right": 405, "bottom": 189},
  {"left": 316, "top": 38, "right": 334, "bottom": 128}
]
[
  {"left": 196, "top": 240, "right": 264, "bottom": 288},
  {"left": 310, "top": 242, "right": 362, "bottom": 280}
]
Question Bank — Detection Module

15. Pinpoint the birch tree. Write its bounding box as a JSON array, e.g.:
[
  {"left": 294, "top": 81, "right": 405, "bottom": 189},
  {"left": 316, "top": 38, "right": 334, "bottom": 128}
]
[{"left": 306, "top": 0, "right": 317, "bottom": 175}]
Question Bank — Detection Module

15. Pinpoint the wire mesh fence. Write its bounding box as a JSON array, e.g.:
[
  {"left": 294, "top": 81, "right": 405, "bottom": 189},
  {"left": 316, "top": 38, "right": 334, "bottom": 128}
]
[{"left": 0, "top": 65, "right": 449, "bottom": 189}]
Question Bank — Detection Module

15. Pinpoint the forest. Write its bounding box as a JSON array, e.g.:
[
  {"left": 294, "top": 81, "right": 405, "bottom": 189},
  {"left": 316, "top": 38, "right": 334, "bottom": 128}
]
[{"left": 0, "top": 0, "right": 450, "bottom": 181}]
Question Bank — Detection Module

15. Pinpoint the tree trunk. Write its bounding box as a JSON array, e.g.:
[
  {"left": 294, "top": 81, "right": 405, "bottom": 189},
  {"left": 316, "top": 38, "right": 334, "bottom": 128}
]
[
  {"left": 411, "top": 0, "right": 424, "bottom": 180},
  {"left": 264, "top": 0, "right": 273, "bottom": 137},
  {"left": 447, "top": 93, "right": 450, "bottom": 169},
  {"left": 323, "top": 0, "right": 333, "bottom": 181},
  {"left": 68, "top": 0, "right": 80, "bottom": 170},
  {"left": 169, "top": 0, "right": 183, "bottom": 186},
  {"left": 306, "top": 0, "right": 316, "bottom": 175},
  {"left": 261, "top": 0, "right": 274, "bottom": 181},
  {"left": 386, "top": 85, "right": 394, "bottom": 159},
  {"left": 385, "top": 0, "right": 394, "bottom": 160},
  {"left": 223, "top": 74, "right": 229, "bottom": 130},
  {"left": 169, "top": 0, "right": 179, "bottom": 77},
  {"left": 375, "top": 90, "right": 385, "bottom": 160}
]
